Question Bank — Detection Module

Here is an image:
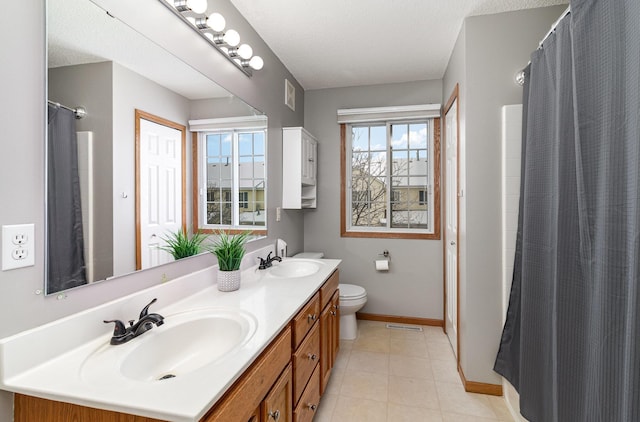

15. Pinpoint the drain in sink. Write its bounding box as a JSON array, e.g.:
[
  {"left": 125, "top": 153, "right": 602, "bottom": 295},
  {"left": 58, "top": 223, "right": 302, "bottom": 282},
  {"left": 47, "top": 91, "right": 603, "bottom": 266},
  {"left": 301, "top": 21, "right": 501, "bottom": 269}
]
[{"left": 158, "top": 374, "right": 176, "bottom": 381}]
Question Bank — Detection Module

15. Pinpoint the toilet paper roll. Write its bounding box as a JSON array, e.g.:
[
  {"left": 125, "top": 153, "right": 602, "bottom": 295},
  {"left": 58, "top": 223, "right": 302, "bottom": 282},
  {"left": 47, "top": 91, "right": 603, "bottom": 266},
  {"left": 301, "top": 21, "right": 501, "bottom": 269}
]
[{"left": 375, "top": 259, "right": 389, "bottom": 271}]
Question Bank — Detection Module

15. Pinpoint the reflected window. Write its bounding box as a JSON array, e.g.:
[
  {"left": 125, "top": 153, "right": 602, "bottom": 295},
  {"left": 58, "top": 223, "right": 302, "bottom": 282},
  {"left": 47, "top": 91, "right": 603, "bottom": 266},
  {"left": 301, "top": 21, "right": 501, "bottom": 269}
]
[{"left": 197, "top": 128, "right": 266, "bottom": 232}]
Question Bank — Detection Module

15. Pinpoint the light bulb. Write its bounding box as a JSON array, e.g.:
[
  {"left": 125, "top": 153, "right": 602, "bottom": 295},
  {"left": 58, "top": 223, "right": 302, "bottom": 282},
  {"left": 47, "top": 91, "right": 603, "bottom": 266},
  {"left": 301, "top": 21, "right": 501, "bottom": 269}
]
[
  {"left": 187, "top": 0, "right": 207, "bottom": 14},
  {"left": 223, "top": 29, "right": 240, "bottom": 47},
  {"left": 249, "top": 56, "right": 264, "bottom": 71},
  {"left": 207, "top": 12, "right": 225, "bottom": 32},
  {"left": 237, "top": 44, "right": 253, "bottom": 60}
]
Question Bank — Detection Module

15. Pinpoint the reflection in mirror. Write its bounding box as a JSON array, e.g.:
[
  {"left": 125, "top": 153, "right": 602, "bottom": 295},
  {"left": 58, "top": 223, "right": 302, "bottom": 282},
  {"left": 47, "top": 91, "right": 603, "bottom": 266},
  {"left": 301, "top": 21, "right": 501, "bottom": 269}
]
[{"left": 46, "top": 0, "right": 265, "bottom": 295}]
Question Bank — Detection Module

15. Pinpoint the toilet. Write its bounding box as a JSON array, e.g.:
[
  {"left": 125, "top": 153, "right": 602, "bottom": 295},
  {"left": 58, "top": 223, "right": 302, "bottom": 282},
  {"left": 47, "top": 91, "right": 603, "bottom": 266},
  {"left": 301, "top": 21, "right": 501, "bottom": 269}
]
[
  {"left": 337, "top": 283, "right": 367, "bottom": 340},
  {"left": 293, "top": 252, "right": 368, "bottom": 340}
]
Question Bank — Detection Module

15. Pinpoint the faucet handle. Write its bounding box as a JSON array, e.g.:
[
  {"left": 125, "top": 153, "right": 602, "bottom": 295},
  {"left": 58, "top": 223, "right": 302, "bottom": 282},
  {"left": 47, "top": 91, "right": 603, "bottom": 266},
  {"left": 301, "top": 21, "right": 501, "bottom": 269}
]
[
  {"left": 139, "top": 298, "right": 158, "bottom": 319},
  {"left": 104, "top": 319, "right": 127, "bottom": 337}
]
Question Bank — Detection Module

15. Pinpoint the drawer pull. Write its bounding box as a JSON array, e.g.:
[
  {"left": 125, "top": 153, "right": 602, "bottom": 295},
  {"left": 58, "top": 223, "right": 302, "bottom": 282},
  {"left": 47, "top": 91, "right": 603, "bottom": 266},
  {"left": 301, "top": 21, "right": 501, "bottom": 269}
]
[
  {"left": 334, "top": 304, "right": 340, "bottom": 310},
  {"left": 307, "top": 353, "right": 318, "bottom": 361},
  {"left": 330, "top": 310, "right": 336, "bottom": 316},
  {"left": 308, "top": 403, "right": 317, "bottom": 411},
  {"left": 307, "top": 314, "right": 317, "bottom": 323},
  {"left": 268, "top": 409, "right": 281, "bottom": 421}
]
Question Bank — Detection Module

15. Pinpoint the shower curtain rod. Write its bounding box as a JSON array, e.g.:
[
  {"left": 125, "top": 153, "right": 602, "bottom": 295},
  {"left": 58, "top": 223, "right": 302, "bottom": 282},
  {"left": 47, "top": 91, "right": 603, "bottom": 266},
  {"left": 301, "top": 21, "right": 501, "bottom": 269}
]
[
  {"left": 537, "top": 6, "right": 571, "bottom": 49},
  {"left": 47, "top": 100, "right": 87, "bottom": 119},
  {"left": 516, "top": 6, "right": 571, "bottom": 86}
]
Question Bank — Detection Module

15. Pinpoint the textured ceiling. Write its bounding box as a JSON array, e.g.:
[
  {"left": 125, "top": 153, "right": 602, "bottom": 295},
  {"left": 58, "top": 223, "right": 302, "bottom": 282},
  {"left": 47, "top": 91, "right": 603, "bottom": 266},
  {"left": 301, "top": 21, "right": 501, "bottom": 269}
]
[{"left": 229, "top": 0, "right": 568, "bottom": 90}]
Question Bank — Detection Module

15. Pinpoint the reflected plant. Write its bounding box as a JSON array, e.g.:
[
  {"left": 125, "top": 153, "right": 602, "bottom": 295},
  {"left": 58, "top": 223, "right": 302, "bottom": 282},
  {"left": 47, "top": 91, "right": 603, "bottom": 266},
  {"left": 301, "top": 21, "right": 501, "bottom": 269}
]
[{"left": 159, "top": 228, "right": 208, "bottom": 260}]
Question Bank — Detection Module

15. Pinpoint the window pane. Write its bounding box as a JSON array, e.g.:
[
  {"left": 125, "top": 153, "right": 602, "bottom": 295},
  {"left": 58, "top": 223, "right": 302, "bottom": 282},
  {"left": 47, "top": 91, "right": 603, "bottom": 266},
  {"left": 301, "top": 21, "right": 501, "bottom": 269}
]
[
  {"left": 239, "top": 134, "right": 253, "bottom": 156},
  {"left": 352, "top": 152, "right": 370, "bottom": 175},
  {"left": 370, "top": 151, "right": 387, "bottom": 177},
  {"left": 391, "top": 150, "right": 408, "bottom": 176},
  {"left": 206, "top": 135, "right": 220, "bottom": 155},
  {"left": 221, "top": 134, "right": 232, "bottom": 156},
  {"left": 391, "top": 124, "right": 408, "bottom": 149},
  {"left": 352, "top": 127, "right": 369, "bottom": 151},
  {"left": 409, "top": 123, "right": 428, "bottom": 148},
  {"left": 254, "top": 133, "right": 265, "bottom": 155},
  {"left": 254, "top": 159, "right": 265, "bottom": 179},
  {"left": 370, "top": 126, "right": 386, "bottom": 151}
]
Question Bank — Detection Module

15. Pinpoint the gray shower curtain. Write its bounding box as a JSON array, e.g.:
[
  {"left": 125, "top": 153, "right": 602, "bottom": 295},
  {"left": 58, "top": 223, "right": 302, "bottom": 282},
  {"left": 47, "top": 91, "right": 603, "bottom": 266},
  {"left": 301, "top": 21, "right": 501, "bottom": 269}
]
[
  {"left": 494, "top": 1, "right": 640, "bottom": 421},
  {"left": 47, "top": 104, "right": 87, "bottom": 293}
]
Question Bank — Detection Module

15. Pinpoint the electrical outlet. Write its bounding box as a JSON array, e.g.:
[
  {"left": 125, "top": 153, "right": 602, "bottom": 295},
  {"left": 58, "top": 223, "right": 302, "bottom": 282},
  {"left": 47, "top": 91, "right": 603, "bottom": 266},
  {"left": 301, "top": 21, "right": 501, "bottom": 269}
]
[{"left": 2, "top": 224, "right": 35, "bottom": 270}]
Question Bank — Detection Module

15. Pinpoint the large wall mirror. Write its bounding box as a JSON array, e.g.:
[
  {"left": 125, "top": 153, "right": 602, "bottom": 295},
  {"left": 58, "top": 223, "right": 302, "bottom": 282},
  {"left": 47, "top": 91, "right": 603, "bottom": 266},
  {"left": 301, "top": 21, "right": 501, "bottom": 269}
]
[{"left": 46, "top": 0, "right": 266, "bottom": 295}]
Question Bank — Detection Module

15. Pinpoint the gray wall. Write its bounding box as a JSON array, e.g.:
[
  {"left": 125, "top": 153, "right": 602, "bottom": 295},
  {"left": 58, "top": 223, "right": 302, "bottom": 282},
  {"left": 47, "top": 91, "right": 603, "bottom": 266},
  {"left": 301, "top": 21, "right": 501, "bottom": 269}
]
[
  {"left": 442, "top": 6, "right": 567, "bottom": 385},
  {"left": 303, "top": 80, "right": 444, "bottom": 320},
  {"left": 190, "top": 97, "right": 258, "bottom": 120},
  {"left": 0, "top": 0, "right": 305, "bottom": 419},
  {"left": 48, "top": 62, "right": 114, "bottom": 281}
]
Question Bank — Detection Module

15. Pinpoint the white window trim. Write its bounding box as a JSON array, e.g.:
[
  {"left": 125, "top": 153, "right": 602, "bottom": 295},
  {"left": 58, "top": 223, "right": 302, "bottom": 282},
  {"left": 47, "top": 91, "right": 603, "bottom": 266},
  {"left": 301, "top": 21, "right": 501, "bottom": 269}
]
[
  {"left": 337, "top": 104, "right": 440, "bottom": 124},
  {"left": 345, "top": 118, "right": 436, "bottom": 235},
  {"left": 196, "top": 126, "right": 267, "bottom": 230}
]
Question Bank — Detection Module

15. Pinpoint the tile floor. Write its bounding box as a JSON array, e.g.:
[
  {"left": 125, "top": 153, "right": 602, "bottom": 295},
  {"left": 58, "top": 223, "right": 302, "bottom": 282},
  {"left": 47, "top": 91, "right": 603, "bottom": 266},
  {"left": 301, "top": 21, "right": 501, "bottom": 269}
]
[{"left": 314, "top": 320, "right": 514, "bottom": 422}]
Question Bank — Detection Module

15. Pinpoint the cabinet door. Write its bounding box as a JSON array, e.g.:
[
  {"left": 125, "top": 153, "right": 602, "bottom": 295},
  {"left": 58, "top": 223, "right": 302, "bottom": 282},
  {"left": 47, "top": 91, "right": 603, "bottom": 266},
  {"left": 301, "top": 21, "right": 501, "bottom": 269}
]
[
  {"left": 331, "top": 292, "right": 340, "bottom": 363},
  {"left": 301, "top": 136, "right": 317, "bottom": 186},
  {"left": 262, "top": 364, "right": 293, "bottom": 422},
  {"left": 319, "top": 303, "right": 332, "bottom": 395}
]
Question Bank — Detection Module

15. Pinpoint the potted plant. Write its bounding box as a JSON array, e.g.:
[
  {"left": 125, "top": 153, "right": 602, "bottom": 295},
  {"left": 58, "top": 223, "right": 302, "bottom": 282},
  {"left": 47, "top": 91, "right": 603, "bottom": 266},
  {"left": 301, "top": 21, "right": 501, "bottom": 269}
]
[
  {"left": 208, "top": 230, "right": 251, "bottom": 292},
  {"left": 159, "top": 228, "right": 208, "bottom": 260}
]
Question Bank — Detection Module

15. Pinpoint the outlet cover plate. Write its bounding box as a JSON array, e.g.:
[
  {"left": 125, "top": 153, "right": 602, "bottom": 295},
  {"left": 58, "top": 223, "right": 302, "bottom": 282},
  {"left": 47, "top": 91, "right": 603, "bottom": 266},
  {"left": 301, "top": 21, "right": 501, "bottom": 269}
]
[{"left": 2, "top": 224, "right": 35, "bottom": 270}]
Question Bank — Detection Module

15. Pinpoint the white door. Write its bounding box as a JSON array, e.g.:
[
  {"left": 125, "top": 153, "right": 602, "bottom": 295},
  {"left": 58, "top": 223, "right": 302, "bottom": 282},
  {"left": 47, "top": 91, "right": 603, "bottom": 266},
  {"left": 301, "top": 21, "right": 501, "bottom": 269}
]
[
  {"left": 139, "top": 118, "right": 182, "bottom": 269},
  {"left": 445, "top": 98, "right": 459, "bottom": 357}
]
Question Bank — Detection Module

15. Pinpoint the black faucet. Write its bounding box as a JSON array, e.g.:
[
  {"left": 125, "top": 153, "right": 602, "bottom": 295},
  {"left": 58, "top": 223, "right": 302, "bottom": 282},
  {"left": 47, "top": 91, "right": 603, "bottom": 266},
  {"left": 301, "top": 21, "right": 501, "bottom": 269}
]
[
  {"left": 258, "top": 252, "right": 282, "bottom": 270},
  {"left": 103, "top": 298, "right": 165, "bottom": 345}
]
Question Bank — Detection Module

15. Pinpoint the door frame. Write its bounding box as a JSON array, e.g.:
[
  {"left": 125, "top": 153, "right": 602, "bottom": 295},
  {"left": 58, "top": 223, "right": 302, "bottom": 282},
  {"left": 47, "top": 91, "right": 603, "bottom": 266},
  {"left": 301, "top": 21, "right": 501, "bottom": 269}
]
[
  {"left": 442, "top": 84, "right": 461, "bottom": 364},
  {"left": 134, "top": 109, "right": 187, "bottom": 270}
]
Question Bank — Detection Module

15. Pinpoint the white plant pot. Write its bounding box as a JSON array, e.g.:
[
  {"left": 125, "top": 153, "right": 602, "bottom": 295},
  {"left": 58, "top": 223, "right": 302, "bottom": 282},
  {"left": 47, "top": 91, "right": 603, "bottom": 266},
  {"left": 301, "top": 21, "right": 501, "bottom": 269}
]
[{"left": 217, "top": 269, "right": 241, "bottom": 292}]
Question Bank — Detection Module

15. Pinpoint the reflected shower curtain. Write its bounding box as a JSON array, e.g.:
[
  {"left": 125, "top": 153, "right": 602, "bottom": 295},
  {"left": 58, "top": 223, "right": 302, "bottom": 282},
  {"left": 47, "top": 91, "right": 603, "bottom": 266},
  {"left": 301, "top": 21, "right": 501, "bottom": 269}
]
[
  {"left": 494, "top": 1, "right": 640, "bottom": 421},
  {"left": 47, "top": 104, "right": 87, "bottom": 292}
]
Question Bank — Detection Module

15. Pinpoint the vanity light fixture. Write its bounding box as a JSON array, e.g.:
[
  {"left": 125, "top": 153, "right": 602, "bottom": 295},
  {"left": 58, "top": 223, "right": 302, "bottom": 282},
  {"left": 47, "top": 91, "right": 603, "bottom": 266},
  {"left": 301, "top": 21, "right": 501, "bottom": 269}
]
[{"left": 160, "top": 0, "right": 264, "bottom": 76}]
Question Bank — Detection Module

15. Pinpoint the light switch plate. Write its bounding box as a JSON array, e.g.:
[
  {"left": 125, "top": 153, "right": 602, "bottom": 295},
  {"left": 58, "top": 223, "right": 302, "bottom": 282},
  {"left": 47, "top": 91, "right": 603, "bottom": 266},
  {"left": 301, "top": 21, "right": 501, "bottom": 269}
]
[{"left": 2, "top": 224, "right": 35, "bottom": 270}]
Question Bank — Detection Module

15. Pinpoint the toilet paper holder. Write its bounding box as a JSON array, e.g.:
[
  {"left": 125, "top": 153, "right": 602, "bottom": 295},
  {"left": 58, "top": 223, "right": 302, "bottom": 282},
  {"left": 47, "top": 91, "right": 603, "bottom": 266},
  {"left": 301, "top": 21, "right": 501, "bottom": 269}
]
[{"left": 374, "top": 250, "right": 391, "bottom": 271}]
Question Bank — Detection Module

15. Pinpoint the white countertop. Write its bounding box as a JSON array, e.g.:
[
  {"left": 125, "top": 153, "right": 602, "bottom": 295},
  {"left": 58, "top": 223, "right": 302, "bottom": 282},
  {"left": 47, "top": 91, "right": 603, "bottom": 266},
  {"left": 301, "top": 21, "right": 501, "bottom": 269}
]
[{"left": 0, "top": 257, "right": 341, "bottom": 421}]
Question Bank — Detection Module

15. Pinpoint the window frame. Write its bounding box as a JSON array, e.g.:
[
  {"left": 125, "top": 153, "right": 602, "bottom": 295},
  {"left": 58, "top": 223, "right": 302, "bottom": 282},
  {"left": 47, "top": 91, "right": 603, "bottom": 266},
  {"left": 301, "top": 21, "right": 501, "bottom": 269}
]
[
  {"left": 192, "top": 128, "right": 267, "bottom": 235},
  {"left": 340, "top": 118, "right": 441, "bottom": 240}
]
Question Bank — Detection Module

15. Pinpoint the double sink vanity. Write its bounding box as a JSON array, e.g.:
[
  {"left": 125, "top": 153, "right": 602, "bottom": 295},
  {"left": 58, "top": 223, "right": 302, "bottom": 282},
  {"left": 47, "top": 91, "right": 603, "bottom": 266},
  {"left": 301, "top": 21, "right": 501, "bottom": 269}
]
[{"left": 0, "top": 254, "right": 341, "bottom": 422}]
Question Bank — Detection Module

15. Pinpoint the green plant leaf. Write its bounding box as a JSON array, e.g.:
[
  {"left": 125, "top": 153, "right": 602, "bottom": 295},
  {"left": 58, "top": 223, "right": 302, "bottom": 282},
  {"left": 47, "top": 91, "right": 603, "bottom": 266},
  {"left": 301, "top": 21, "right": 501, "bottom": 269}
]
[
  {"left": 206, "top": 230, "right": 252, "bottom": 271},
  {"left": 158, "top": 228, "right": 208, "bottom": 260}
]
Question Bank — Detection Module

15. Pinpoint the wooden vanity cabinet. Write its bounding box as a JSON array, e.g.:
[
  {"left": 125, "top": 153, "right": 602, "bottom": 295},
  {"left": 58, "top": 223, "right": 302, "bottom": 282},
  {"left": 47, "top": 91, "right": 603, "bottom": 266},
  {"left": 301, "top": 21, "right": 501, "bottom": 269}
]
[
  {"left": 14, "top": 270, "right": 342, "bottom": 422},
  {"left": 319, "top": 270, "right": 340, "bottom": 395},
  {"left": 202, "top": 327, "right": 292, "bottom": 422},
  {"left": 261, "top": 364, "right": 293, "bottom": 422}
]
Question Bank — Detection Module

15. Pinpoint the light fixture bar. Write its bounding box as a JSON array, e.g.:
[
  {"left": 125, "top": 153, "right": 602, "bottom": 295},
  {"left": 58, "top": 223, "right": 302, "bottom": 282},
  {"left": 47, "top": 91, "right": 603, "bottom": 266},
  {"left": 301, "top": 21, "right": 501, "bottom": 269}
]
[{"left": 157, "top": 0, "right": 255, "bottom": 76}]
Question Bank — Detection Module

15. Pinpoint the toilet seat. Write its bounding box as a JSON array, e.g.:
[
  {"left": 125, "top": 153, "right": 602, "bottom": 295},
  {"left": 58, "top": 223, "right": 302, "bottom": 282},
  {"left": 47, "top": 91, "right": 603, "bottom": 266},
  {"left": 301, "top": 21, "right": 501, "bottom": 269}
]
[{"left": 339, "top": 283, "right": 367, "bottom": 300}]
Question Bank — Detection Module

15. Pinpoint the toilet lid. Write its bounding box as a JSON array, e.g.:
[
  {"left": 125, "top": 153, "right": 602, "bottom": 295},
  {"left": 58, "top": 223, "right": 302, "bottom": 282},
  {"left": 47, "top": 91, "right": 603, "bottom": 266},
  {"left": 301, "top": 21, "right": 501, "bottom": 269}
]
[{"left": 339, "top": 283, "right": 366, "bottom": 299}]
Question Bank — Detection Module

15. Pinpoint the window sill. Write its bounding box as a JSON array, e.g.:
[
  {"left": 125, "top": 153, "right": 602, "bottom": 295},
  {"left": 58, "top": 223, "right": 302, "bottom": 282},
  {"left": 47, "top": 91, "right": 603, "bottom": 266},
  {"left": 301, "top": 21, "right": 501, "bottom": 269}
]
[{"left": 341, "top": 229, "right": 440, "bottom": 240}]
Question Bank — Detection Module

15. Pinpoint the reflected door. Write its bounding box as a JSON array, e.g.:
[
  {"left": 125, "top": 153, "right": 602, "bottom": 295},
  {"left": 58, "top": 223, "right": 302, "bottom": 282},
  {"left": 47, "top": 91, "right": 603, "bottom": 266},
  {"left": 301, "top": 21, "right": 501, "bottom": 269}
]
[
  {"left": 136, "top": 114, "right": 185, "bottom": 270},
  {"left": 444, "top": 96, "right": 459, "bottom": 357}
]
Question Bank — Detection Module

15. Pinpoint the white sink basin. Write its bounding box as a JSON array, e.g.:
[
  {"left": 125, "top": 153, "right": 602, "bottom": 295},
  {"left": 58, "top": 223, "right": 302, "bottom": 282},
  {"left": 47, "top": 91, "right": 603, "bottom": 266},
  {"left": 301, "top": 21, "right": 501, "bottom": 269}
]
[
  {"left": 268, "top": 259, "right": 322, "bottom": 278},
  {"left": 81, "top": 308, "right": 257, "bottom": 384}
]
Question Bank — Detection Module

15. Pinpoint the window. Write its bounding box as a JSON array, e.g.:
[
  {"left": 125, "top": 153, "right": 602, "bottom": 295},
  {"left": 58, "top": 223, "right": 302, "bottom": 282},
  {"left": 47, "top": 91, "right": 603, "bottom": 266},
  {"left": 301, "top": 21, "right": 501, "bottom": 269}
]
[
  {"left": 194, "top": 126, "right": 267, "bottom": 233},
  {"left": 339, "top": 106, "right": 440, "bottom": 239}
]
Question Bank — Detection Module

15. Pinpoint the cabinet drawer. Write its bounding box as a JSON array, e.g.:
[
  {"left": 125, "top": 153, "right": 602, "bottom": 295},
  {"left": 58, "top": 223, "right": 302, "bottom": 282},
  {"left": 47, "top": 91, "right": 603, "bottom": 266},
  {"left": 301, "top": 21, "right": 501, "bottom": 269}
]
[
  {"left": 292, "top": 292, "right": 320, "bottom": 349},
  {"left": 262, "top": 364, "right": 292, "bottom": 422},
  {"left": 202, "top": 327, "right": 292, "bottom": 422},
  {"left": 292, "top": 322, "right": 320, "bottom": 404},
  {"left": 293, "top": 365, "right": 321, "bottom": 422},
  {"left": 320, "top": 269, "right": 339, "bottom": 310}
]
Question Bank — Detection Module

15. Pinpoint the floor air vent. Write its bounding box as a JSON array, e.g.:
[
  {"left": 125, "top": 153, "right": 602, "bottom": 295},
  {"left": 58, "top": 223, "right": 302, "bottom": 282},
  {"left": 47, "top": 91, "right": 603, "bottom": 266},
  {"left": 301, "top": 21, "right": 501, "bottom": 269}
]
[{"left": 385, "top": 323, "right": 423, "bottom": 332}]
